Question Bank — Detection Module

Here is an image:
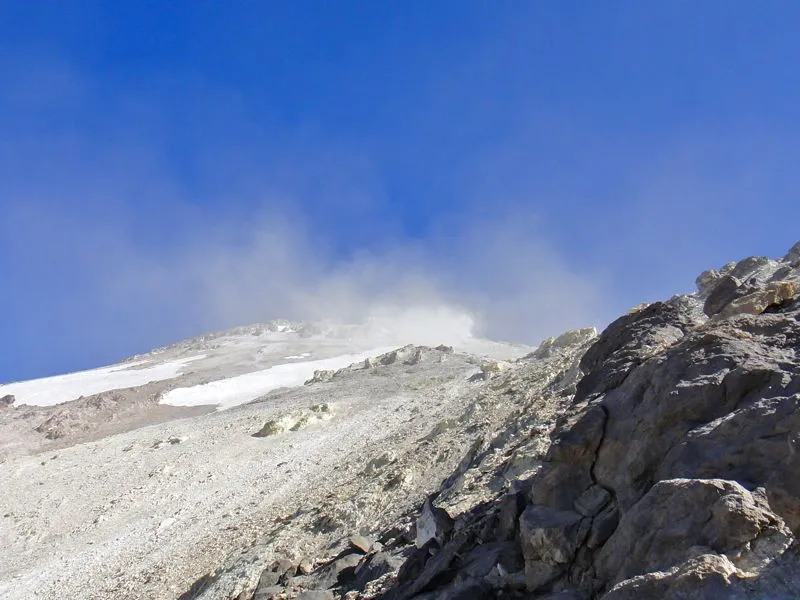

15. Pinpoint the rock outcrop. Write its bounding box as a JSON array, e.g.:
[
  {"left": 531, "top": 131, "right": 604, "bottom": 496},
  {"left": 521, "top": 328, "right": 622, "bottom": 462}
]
[{"left": 179, "top": 241, "right": 800, "bottom": 600}]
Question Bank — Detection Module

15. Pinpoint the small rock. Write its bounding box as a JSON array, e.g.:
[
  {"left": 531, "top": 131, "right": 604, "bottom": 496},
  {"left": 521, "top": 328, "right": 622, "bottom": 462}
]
[
  {"left": 253, "top": 420, "right": 283, "bottom": 437},
  {"left": 416, "top": 497, "right": 454, "bottom": 548},
  {"left": 349, "top": 534, "right": 374, "bottom": 554},
  {"left": 256, "top": 559, "right": 296, "bottom": 589},
  {"left": 305, "top": 370, "right": 335, "bottom": 385},
  {"left": 354, "top": 551, "right": 404, "bottom": 591},
  {"left": 297, "top": 557, "right": 314, "bottom": 575}
]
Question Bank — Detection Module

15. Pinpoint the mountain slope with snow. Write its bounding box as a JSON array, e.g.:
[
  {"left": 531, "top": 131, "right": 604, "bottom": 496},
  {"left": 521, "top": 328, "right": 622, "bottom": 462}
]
[{"left": 0, "top": 330, "right": 541, "bottom": 600}]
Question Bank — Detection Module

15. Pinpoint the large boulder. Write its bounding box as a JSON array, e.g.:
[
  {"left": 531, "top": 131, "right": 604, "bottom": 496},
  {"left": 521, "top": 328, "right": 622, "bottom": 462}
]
[{"left": 595, "top": 479, "right": 792, "bottom": 587}]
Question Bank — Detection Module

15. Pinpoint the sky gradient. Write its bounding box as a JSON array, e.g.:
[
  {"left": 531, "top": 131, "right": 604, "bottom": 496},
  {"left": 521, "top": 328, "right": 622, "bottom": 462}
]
[{"left": 2, "top": 2, "right": 799, "bottom": 381}]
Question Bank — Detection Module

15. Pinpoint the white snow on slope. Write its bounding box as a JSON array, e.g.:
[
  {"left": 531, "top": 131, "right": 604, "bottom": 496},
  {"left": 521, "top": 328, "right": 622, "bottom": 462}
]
[
  {"left": 0, "top": 356, "right": 206, "bottom": 407},
  {"left": 161, "top": 348, "right": 394, "bottom": 410}
]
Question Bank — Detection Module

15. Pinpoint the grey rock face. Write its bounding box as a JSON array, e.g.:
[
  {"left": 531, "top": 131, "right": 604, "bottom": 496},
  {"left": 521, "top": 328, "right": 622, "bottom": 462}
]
[
  {"left": 703, "top": 274, "right": 746, "bottom": 316},
  {"left": 595, "top": 478, "right": 791, "bottom": 586},
  {"left": 786, "top": 240, "right": 800, "bottom": 264},
  {"left": 695, "top": 269, "right": 722, "bottom": 299},
  {"left": 531, "top": 328, "right": 598, "bottom": 360},
  {"left": 519, "top": 505, "right": 589, "bottom": 590},
  {"left": 601, "top": 554, "right": 741, "bottom": 600},
  {"left": 574, "top": 298, "right": 695, "bottom": 403}
]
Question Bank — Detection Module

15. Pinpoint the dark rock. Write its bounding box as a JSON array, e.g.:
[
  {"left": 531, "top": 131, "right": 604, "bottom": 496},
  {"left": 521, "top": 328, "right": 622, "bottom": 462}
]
[
  {"left": 354, "top": 551, "right": 404, "bottom": 590},
  {"left": 456, "top": 541, "right": 522, "bottom": 580},
  {"left": 530, "top": 405, "right": 606, "bottom": 511},
  {"left": 478, "top": 492, "right": 525, "bottom": 543},
  {"left": 0, "top": 394, "right": 14, "bottom": 410},
  {"left": 585, "top": 503, "right": 619, "bottom": 549},
  {"left": 519, "top": 505, "right": 589, "bottom": 566},
  {"left": 593, "top": 325, "right": 797, "bottom": 510},
  {"left": 412, "top": 578, "right": 493, "bottom": 600},
  {"left": 301, "top": 552, "right": 362, "bottom": 590},
  {"left": 395, "top": 539, "right": 440, "bottom": 586},
  {"left": 575, "top": 300, "right": 694, "bottom": 402},
  {"left": 379, "top": 518, "right": 415, "bottom": 547},
  {"left": 252, "top": 584, "right": 285, "bottom": 600},
  {"left": 573, "top": 485, "right": 611, "bottom": 518},
  {"left": 391, "top": 534, "right": 468, "bottom": 599},
  {"left": 256, "top": 558, "right": 296, "bottom": 588},
  {"left": 703, "top": 274, "right": 745, "bottom": 316},
  {"left": 767, "top": 430, "right": 800, "bottom": 534}
]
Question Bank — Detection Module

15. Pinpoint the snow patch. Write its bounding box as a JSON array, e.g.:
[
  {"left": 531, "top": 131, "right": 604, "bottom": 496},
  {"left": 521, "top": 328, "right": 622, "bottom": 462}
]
[
  {"left": 0, "top": 356, "right": 206, "bottom": 407},
  {"left": 283, "top": 353, "right": 312, "bottom": 359},
  {"left": 160, "top": 348, "right": 394, "bottom": 410}
]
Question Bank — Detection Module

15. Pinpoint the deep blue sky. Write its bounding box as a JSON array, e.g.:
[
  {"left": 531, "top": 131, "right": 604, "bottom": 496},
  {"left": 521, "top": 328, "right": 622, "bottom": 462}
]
[{"left": 1, "top": 2, "right": 799, "bottom": 381}]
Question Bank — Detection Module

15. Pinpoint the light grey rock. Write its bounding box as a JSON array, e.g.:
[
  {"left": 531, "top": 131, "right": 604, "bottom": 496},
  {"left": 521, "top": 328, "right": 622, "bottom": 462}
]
[
  {"left": 729, "top": 256, "right": 775, "bottom": 281},
  {"left": 349, "top": 534, "right": 374, "bottom": 554},
  {"left": 304, "top": 369, "right": 335, "bottom": 385},
  {"left": 715, "top": 280, "right": 797, "bottom": 318},
  {"left": 695, "top": 269, "right": 721, "bottom": 299},
  {"left": 519, "top": 505, "right": 588, "bottom": 564},
  {"left": 595, "top": 478, "right": 791, "bottom": 586},
  {"left": 531, "top": 328, "right": 598, "bottom": 360},
  {"left": 602, "top": 553, "right": 740, "bottom": 600},
  {"left": 416, "top": 497, "right": 454, "bottom": 548}
]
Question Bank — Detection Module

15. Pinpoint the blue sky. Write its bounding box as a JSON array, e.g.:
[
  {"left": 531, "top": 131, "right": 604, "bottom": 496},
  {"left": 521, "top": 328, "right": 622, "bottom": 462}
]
[{"left": 1, "top": 2, "right": 799, "bottom": 382}]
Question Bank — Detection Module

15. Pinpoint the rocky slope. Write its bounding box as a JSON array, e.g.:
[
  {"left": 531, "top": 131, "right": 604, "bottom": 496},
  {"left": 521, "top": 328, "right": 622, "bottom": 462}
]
[
  {"left": 0, "top": 331, "right": 538, "bottom": 598},
  {"left": 3, "top": 242, "right": 799, "bottom": 600},
  {"left": 179, "top": 241, "right": 800, "bottom": 600}
]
